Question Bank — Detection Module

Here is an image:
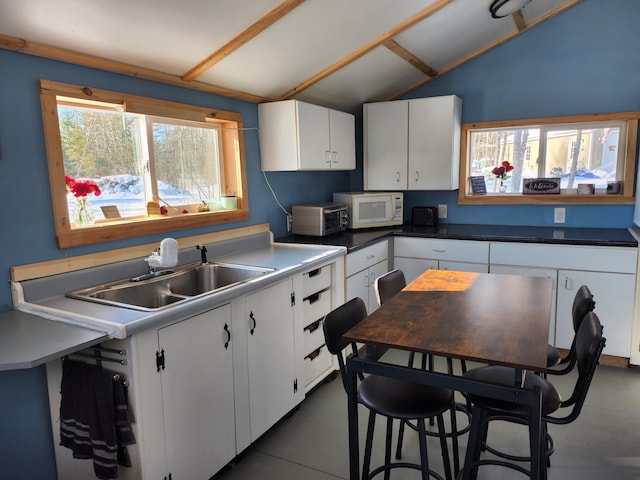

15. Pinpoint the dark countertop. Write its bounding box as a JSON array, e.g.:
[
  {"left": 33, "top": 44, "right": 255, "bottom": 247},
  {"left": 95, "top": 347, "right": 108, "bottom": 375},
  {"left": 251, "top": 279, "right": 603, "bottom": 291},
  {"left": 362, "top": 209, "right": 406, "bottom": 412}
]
[{"left": 276, "top": 224, "right": 639, "bottom": 252}]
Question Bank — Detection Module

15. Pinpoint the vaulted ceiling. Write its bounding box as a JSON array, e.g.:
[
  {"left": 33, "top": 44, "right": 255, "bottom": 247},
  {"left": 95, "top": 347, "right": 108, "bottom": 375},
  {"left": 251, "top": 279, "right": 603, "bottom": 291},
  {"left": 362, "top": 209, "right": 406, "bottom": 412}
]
[{"left": 0, "top": 0, "right": 580, "bottom": 113}]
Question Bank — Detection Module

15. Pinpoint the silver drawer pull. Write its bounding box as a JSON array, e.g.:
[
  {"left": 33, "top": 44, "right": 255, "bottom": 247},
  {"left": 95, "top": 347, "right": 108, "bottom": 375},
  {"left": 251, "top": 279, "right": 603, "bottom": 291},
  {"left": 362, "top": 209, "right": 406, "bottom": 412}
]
[{"left": 433, "top": 249, "right": 446, "bottom": 253}]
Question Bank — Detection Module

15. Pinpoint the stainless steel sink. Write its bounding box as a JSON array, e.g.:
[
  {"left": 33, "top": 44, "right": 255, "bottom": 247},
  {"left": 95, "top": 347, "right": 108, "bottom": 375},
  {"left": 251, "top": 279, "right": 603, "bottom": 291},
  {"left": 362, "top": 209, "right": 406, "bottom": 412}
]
[{"left": 66, "top": 262, "right": 275, "bottom": 311}]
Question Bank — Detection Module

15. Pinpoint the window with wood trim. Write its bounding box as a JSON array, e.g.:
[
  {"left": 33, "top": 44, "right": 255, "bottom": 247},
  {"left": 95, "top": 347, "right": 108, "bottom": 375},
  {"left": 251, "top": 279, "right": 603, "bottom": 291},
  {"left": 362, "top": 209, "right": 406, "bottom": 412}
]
[
  {"left": 459, "top": 112, "right": 639, "bottom": 205},
  {"left": 40, "top": 80, "right": 249, "bottom": 248}
]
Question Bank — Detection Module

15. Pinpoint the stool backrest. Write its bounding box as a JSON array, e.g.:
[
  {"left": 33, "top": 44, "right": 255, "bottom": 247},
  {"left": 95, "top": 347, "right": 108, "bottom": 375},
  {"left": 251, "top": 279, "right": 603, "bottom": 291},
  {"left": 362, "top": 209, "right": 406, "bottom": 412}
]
[
  {"left": 572, "top": 285, "right": 596, "bottom": 334},
  {"left": 322, "top": 297, "right": 368, "bottom": 391},
  {"left": 548, "top": 311, "right": 605, "bottom": 425},
  {"left": 374, "top": 269, "right": 407, "bottom": 306}
]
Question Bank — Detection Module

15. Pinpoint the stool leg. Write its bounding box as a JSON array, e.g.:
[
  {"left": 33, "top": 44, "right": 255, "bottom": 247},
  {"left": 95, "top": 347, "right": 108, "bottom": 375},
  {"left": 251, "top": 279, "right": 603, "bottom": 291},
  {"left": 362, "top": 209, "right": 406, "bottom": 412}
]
[
  {"left": 436, "top": 413, "right": 453, "bottom": 480},
  {"left": 449, "top": 399, "right": 460, "bottom": 476},
  {"left": 395, "top": 420, "right": 406, "bottom": 460},
  {"left": 362, "top": 411, "right": 376, "bottom": 480},
  {"left": 417, "top": 418, "right": 430, "bottom": 480},
  {"left": 384, "top": 417, "right": 393, "bottom": 480}
]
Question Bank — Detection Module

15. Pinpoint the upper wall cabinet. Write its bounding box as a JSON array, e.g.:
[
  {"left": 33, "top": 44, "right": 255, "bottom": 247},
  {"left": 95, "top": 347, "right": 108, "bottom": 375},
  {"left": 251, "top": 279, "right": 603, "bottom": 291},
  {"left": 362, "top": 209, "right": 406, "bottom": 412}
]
[
  {"left": 364, "top": 95, "right": 462, "bottom": 190},
  {"left": 259, "top": 100, "right": 355, "bottom": 171}
]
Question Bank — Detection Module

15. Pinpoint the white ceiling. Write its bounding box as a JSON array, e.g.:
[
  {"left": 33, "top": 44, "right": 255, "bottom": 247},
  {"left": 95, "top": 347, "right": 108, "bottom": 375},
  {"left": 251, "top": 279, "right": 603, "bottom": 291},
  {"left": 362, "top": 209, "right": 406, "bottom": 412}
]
[{"left": 0, "top": 0, "right": 579, "bottom": 113}]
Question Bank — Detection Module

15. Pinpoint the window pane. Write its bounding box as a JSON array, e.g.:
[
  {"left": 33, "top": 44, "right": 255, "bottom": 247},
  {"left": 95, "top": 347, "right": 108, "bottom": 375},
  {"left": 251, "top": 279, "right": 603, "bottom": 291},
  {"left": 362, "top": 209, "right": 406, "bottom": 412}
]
[
  {"left": 152, "top": 121, "right": 222, "bottom": 206},
  {"left": 542, "top": 126, "right": 622, "bottom": 189},
  {"left": 58, "top": 105, "right": 146, "bottom": 220},
  {"left": 469, "top": 128, "right": 538, "bottom": 193}
]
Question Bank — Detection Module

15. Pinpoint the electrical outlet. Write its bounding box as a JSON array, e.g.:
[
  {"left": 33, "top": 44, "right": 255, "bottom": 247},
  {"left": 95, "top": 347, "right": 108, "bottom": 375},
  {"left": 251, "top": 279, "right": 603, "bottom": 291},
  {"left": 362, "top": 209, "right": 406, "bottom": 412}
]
[
  {"left": 438, "top": 204, "right": 448, "bottom": 219},
  {"left": 554, "top": 208, "right": 566, "bottom": 224},
  {"left": 287, "top": 215, "right": 292, "bottom": 232}
]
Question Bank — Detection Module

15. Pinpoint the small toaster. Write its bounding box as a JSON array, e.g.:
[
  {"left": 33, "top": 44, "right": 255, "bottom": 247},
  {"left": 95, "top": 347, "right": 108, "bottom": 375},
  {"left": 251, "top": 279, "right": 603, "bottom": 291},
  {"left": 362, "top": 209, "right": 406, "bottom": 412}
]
[{"left": 412, "top": 206, "right": 438, "bottom": 227}]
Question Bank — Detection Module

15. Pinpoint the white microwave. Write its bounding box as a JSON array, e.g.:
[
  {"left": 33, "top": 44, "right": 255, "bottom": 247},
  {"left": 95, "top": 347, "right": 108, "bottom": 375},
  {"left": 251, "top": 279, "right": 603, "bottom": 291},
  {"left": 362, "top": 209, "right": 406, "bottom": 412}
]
[{"left": 333, "top": 192, "right": 403, "bottom": 229}]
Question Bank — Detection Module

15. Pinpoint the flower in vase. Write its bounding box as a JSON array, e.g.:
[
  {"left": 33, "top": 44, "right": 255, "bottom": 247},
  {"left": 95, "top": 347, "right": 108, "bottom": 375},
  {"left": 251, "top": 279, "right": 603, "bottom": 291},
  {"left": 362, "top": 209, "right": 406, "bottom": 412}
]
[{"left": 65, "top": 176, "right": 101, "bottom": 225}]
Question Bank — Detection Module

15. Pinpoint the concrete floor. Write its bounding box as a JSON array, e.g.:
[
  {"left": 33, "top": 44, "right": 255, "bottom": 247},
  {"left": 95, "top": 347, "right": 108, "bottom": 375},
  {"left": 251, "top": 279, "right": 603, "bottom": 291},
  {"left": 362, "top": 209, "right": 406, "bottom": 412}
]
[{"left": 213, "top": 351, "right": 640, "bottom": 480}]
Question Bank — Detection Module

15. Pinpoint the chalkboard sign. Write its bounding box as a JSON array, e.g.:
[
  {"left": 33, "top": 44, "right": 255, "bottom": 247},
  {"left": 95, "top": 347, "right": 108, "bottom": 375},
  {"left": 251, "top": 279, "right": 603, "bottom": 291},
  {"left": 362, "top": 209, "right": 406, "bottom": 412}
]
[{"left": 469, "top": 176, "right": 487, "bottom": 194}]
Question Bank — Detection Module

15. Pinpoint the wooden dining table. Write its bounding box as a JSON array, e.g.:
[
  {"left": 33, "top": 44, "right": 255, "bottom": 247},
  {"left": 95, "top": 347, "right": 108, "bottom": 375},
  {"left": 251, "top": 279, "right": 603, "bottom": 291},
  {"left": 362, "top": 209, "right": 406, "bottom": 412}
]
[{"left": 342, "top": 269, "right": 553, "bottom": 480}]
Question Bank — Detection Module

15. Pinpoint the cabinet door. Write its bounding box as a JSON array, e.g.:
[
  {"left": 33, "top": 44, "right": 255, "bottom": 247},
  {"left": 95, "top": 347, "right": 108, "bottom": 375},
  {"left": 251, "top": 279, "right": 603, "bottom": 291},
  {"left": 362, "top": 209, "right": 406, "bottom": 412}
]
[
  {"left": 158, "top": 305, "right": 235, "bottom": 479},
  {"left": 297, "top": 101, "right": 331, "bottom": 170},
  {"left": 369, "top": 261, "right": 391, "bottom": 312},
  {"left": 346, "top": 269, "right": 372, "bottom": 312},
  {"left": 557, "top": 270, "right": 635, "bottom": 356},
  {"left": 246, "top": 280, "right": 296, "bottom": 441},
  {"left": 329, "top": 108, "right": 355, "bottom": 169},
  {"left": 364, "top": 100, "right": 408, "bottom": 190},
  {"left": 490, "top": 265, "right": 558, "bottom": 345},
  {"left": 408, "top": 96, "right": 461, "bottom": 190}
]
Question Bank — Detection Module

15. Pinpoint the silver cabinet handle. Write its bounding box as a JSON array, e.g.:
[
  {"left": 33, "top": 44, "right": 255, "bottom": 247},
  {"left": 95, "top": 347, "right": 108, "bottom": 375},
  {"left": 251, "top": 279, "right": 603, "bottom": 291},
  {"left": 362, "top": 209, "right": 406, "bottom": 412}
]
[
  {"left": 415, "top": 171, "right": 419, "bottom": 182},
  {"left": 396, "top": 171, "right": 401, "bottom": 182},
  {"left": 433, "top": 249, "right": 446, "bottom": 253},
  {"left": 325, "top": 151, "right": 332, "bottom": 163},
  {"left": 332, "top": 151, "right": 338, "bottom": 163}
]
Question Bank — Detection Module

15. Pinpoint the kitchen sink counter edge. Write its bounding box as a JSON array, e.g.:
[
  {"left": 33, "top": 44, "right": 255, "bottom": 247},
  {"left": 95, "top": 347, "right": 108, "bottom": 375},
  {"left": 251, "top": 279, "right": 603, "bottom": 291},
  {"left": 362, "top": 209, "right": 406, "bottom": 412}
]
[
  {"left": 11, "top": 240, "right": 346, "bottom": 341},
  {"left": 276, "top": 223, "right": 638, "bottom": 251}
]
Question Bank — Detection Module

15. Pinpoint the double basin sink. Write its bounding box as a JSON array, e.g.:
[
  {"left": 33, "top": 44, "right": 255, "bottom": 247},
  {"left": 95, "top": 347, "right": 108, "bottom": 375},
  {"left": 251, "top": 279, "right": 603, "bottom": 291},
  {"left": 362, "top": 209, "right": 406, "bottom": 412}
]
[{"left": 67, "top": 262, "right": 275, "bottom": 311}]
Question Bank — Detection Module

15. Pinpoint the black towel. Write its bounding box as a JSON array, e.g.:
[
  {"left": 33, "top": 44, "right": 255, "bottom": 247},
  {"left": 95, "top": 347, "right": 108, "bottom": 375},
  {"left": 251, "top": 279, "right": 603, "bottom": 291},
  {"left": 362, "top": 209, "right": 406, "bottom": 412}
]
[{"left": 59, "top": 360, "right": 135, "bottom": 479}]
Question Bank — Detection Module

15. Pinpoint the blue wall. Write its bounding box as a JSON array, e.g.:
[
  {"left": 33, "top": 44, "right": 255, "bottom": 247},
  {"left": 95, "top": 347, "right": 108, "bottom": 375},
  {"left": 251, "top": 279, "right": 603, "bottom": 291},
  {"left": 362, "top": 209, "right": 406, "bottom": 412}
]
[
  {"left": 1, "top": 0, "right": 639, "bottom": 477},
  {"left": 394, "top": 0, "right": 639, "bottom": 227}
]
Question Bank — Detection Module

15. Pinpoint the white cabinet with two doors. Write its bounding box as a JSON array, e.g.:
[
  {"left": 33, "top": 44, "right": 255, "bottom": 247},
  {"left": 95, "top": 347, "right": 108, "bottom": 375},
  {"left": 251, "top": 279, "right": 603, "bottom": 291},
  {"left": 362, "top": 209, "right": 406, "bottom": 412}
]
[
  {"left": 259, "top": 99, "right": 355, "bottom": 171},
  {"left": 490, "top": 242, "right": 637, "bottom": 358},
  {"left": 364, "top": 95, "right": 461, "bottom": 190}
]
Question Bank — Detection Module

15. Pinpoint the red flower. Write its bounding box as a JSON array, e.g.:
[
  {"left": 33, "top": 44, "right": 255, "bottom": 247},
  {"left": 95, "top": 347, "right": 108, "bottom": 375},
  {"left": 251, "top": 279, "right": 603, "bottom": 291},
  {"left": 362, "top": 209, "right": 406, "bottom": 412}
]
[
  {"left": 65, "top": 175, "right": 102, "bottom": 198},
  {"left": 492, "top": 161, "right": 513, "bottom": 180}
]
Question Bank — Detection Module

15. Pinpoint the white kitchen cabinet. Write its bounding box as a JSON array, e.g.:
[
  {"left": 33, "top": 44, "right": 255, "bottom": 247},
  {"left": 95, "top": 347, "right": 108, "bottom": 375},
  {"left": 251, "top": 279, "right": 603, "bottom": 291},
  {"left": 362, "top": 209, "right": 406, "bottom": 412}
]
[
  {"left": 364, "top": 95, "right": 461, "bottom": 190},
  {"left": 245, "top": 279, "right": 297, "bottom": 442},
  {"left": 345, "top": 240, "right": 389, "bottom": 313},
  {"left": 394, "top": 237, "right": 489, "bottom": 283},
  {"left": 259, "top": 99, "right": 355, "bottom": 171},
  {"left": 46, "top": 305, "right": 236, "bottom": 480},
  {"left": 157, "top": 305, "right": 235, "bottom": 479},
  {"left": 557, "top": 270, "right": 635, "bottom": 357},
  {"left": 491, "top": 242, "right": 638, "bottom": 358}
]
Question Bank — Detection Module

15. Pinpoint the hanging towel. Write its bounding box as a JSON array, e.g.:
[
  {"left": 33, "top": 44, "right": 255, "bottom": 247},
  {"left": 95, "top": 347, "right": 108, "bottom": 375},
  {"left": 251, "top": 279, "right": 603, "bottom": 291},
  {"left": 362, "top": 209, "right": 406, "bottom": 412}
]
[{"left": 59, "top": 359, "right": 136, "bottom": 480}]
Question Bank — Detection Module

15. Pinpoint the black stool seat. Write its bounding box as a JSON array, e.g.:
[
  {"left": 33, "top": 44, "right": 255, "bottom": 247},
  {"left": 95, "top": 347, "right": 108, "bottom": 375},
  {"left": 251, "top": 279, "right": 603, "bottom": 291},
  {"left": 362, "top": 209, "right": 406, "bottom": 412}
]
[
  {"left": 546, "top": 345, "right": 562, "bottom": 368},
  {"left": 359, "top": 375, "right": 453, "bottom": 419},
  {"left": 463, "top": 366, "right": 561, "bottom": 417}
]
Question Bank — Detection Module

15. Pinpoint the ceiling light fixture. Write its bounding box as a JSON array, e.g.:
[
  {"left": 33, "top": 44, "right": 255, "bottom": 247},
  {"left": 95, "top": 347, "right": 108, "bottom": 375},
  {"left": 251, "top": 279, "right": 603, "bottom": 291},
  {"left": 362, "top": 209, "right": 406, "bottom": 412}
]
[{"left": 490, "top": 0, "right": 532, "bottom": 18}]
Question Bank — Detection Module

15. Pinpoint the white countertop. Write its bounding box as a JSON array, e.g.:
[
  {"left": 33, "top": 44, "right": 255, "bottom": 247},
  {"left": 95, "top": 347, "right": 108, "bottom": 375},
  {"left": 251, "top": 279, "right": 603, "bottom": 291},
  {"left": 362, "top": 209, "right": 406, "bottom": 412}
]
[{"left": 7, "top": 241, "right": 346, "bottom": 367}]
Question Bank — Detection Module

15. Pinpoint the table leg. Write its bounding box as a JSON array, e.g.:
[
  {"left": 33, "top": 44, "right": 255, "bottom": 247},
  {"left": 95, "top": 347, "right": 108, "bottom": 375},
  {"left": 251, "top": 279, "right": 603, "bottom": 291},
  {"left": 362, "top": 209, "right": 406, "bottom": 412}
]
[
  {"left": 346, "top": 355, "right": 360, "bottom": 480},
  {"left": 529, "top": 385, "right": 543, "bottom": 480}
]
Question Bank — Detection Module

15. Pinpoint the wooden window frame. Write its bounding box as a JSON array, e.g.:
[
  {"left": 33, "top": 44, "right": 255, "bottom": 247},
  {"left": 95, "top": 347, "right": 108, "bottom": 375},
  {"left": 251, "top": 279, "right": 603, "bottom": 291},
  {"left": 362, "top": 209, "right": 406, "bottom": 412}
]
[
  {"left": 458, "top": 112, "right": 639, "bottom": 205},
  {"left": 40, "top": 80, "right": 249, "bottom": 248}
]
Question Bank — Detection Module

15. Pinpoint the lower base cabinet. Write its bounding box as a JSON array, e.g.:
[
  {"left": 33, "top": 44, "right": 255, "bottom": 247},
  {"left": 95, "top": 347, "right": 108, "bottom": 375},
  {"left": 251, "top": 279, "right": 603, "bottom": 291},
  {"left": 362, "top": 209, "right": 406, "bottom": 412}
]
[
  {"left": 245, "top": 279, "right": 297, "bottom": 442},
  {"left": 557, "top": 270, "right": 635, "bottom": 356},
  {"left": 158, "top": 304, "right": 236, "bottom": 479},
  {"left": 46, "top": 260, "right": 341, "bottom": 479}
]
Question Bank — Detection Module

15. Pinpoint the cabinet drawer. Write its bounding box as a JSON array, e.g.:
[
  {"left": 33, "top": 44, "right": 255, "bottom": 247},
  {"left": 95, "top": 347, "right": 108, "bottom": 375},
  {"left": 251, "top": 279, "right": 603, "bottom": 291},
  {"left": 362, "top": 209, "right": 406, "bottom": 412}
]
[
  {"left": 302, "top": 264, "right": 332, "bottom": 298},
  {"left": 303, "top": 289, "right": 331, "bottom": 325},
  {"left": 490, "top": 242, "right": 637, "bottom": 274},
  {"left": 303, "top": 318, "right": 325, "bottom": 354},
  {"left": 304, "top": 345, "right": 333, "bottom": 387},
  {"left": 346, "top": 240, "right": 389, "bottom": 276},
  {"left": 395, "top": 237, "right": 489, "bottom": 263}
]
